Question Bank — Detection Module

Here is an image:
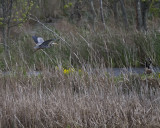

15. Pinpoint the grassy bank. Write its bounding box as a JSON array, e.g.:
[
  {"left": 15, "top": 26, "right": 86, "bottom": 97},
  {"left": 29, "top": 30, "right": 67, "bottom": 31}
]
[{"left": 1, "top": 67, "right": 160, "bottom": 128}]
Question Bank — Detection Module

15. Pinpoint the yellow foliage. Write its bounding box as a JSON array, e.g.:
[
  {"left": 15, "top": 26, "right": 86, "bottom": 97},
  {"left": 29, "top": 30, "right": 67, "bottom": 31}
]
[
  {"left": 55, "top": 66, "right": 82, "bottom": 75},
  {"left": 63, "top": 68, "right": 75, "bottom": 75},
  {"left": 63, "top": 69, "right": 69, "bottom": 74}
]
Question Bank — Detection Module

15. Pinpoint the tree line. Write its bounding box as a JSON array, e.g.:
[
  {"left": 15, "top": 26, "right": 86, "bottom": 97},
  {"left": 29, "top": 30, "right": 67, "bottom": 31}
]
[{"left": 0, "top": 0, "right": 160, "bottom": 55}]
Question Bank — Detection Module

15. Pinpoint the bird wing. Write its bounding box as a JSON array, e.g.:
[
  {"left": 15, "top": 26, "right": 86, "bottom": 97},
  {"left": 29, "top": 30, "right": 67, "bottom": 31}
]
[
  {"left": 40, "top": 39, "right": 53, "bottom": 47},
  {"left": 37, "top": 37, "right": 44, "bottom": 45},
  {"left": 32, "top": 36, "right": 39, "bottom": 44},
  {"left": 32, "top": 36, "right": 44, "bottom": 45}
]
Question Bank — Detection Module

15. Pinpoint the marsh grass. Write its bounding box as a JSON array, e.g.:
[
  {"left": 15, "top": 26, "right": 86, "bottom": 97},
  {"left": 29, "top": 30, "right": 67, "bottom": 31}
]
[
  {"left": 2, "top": 23, "right": 159, "bottom": 70},
  {"left": 0, "top": 67, "right": 160, "bottom": 128},
  {"left": 1, "top": 21, "right": 160, "bottom": 127}
]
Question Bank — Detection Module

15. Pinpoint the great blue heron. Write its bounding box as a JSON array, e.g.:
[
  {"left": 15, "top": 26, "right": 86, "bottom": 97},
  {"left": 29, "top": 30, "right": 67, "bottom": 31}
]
[{"left": 32, "top": 36, "right": 58, "bottom": 52}]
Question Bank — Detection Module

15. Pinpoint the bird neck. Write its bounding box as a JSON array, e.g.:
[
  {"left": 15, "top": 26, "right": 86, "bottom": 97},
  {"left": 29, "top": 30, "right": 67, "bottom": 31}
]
[{"left": 145, "top": 62, "right": 151, "bottom": 69}]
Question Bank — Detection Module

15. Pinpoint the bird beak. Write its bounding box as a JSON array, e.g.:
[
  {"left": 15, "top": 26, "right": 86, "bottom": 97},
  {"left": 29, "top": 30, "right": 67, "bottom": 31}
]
[{"left": 52, "top": 43, "right": 58, "bottom": 45}]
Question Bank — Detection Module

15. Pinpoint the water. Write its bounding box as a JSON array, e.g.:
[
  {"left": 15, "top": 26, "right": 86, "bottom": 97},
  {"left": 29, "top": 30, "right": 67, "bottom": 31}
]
[
  {"left": 0, "top": 70, "right": 41, "bottom": 77},
  {"left": 1, "top": 67, "right": 160, "bottom": 77},
  {"left": 106, "top": 67, "right": 160, "bottom": 76},
  {"left": 106, "top": 68, "right": 145, "bottom": 76},
  {"left": 87, "top": 67, "right": 160, "bottom": 76},
  {"left": 27, "top": 71, "right": 41, "bottom": 77}
]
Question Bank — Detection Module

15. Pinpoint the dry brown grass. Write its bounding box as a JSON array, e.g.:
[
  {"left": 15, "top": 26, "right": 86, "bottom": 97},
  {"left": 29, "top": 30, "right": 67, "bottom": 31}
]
[{"left": 0, "top": 66, "right": 160, "bottom": 128}]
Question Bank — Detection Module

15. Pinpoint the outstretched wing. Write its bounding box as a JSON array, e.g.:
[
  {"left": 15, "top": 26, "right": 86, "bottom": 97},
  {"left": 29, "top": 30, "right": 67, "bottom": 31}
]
[
  {"left": 40, "top": 39, "right": 53, "bottom": 47},
  {"left": 32, "top": 36, "right": 44, "bottom": 45},
  {"left": 32, "top": 36, "right": 38, "bottom": 43}
]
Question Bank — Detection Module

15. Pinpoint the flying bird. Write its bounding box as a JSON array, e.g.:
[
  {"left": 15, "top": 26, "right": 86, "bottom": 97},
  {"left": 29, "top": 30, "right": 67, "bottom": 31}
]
[{"left": 32, "top": 36, "right": 58, "bottom": 52}]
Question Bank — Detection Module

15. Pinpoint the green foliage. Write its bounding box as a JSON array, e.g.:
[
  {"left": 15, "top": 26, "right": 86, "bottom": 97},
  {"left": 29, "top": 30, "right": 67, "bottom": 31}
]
[
  {"left": 149, "top": 0, "right": 160, "bottom": 17},
  {"left": 0, "top": 17, "right": 4, "bottom": 26},
  {"left": 63, "top": 2, "right": 73, "bottom": 16},
  {"left": 64, "top": 2, "right": 73, "bottom": 9},
  {"left": 154, "top": 32, "right": 160, "bottom": 65},
  {"left": 12, "top": 0, "right": 35, "bottom": 23},
  {"left": 0, "top": 0, "right": 36, "bottom": 28}
]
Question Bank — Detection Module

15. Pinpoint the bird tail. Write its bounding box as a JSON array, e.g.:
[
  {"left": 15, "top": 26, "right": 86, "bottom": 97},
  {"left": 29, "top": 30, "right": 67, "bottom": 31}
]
[{"left": 34, "top": 45, "right": 39, "bottom": 49}]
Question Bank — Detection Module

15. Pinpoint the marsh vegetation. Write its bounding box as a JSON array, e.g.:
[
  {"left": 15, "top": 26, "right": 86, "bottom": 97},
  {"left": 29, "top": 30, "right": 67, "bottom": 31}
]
[{"left": 0, "top": 0, "right": 160, "bottom": 127}]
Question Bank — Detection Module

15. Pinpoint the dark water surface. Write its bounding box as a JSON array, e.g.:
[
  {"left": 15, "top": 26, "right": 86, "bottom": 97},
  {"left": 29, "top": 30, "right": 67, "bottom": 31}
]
[
  {"left": 105, "top": 67, "right": 160, "bottom": 76},
  {"left": 1, "top": 67, "right": 160, "bottom": 76},
  {"left": 87, "top": 67, "right": 160, "bottom": 76}
]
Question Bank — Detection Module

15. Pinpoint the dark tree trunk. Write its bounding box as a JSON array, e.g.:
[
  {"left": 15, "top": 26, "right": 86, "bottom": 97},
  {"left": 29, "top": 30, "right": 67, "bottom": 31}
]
[
  {"left": 99, "top": 0, "right": 106, "bottom": 29},
  {"left": 135, "top": 0, "right": 151, "bottom": 31},
  {"left": 2, "top": 27, "right": 7, "bottom": 54},
  {"left": 135, "top": 0, "right": 142, "bottom": 30},
  {"left": 90, "top": 0, "right": 97, "bottom": 30},
  {"left": 120, "top": 0, "right": 128, "bottom": 29},
  {"left": 141, "top": 1, "right": 150, "bottom": 31},
  {"left": 0, "top": 0, "right": 13, "bottom": 56},
  {"left": 113, "top": 0, "right": 118, "bottom": 25},
  {"left": 70, "top": 0, "right": 82, "bottom": 22}
]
